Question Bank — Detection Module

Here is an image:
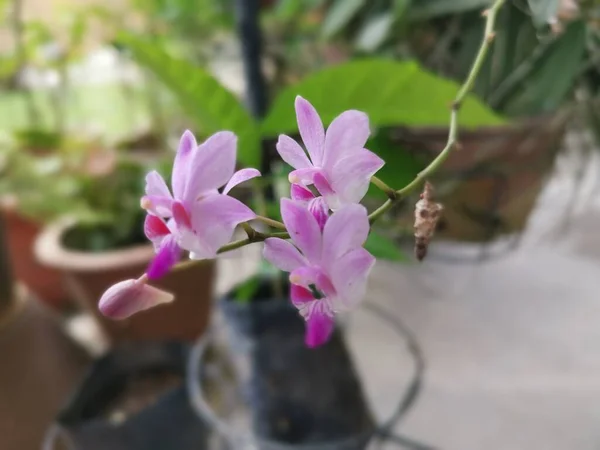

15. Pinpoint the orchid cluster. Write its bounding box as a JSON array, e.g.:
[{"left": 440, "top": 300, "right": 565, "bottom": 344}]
[{"left": 99, "top": 96, "right": 404, "bottom": 347}]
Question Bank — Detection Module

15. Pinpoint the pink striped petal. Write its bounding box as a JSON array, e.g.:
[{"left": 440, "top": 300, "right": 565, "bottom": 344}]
[
  {"left": 291, "top": 184, "right": 315, "bottom": 201},
  {"left": 295, "top": 96, "right": 324, "bottom": 165},
  {"left": 305, "top": 307, "right": 335, "bottom": 348},
  {"left": 263, "top": 238, "right": 308, "bottom": 272},
  {"left": 184, "top": 131, "right": 236, "bottom": 201},
  {"left": 223, "top": 168, "right": 261, "bottom": 195},
  {"left": 323, "top": 110, "right": 370, "bottom": 170},
  {"left": 147, "top": 235, "right": 181, "bottom": 280},
  {"left": 280, "top": 198, "right": 322, "bottom": 262},
  {"left": 322, "top": 204, "right": 369, "bottom": 265},
  {"left": 290, "top": 284, "right": 314, "bottom": 307},
  {"left": 172, "top": 130, "right": 197, "bottom": 199},
  {"left": 99, "top": 278, "right": 174, "bottom": 320},
  {"left": 276, "top": 134, "right": 311, "bottom": 169},
  {"left": 330, "top": 150, "right": 384, "bottom": 205},
  {"left": 188, "top": 194, "right": 256, "bottom": 259},
  {"left": 330, "top": 247, "right": 375, "bottom": 310}
]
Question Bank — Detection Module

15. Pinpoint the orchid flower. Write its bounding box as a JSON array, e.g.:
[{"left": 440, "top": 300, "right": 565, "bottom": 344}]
[
  {"left": 277, "top": 96, "right": 384, "bottom": 210},
  {"left": 263, "top": 198, "right": 375, "bottom": 347},
  {"left": 142, "top": 130, "right": 260, "bottom": 278}
]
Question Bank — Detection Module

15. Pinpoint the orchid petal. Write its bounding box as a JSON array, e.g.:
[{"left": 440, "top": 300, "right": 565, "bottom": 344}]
[
  {"left": 98, "top": 279, "right": 175, "bottom": 320},
  {"left": 305, "top": 307, "right": 335, "bottom": 348},
  {"left": 290, "top": 284, "right": 314, "bottom": 307},
  {"left": 147, "top": 235, "right": 181, "bottom": 280},
  {"left": 223, "top": 168, "right": 261, "bottom": 195},
  {"left": 172, "top": 130, "right": 197, "bottom": 199},
  {"left": 330, "top": 150, "right": 384, "bottom": 205},
  {"left": 323, "top": 110, "right": 370, "bottom": 169},
  {"left": 330, "top": 247, "right": 375, "bottom": 310},
  {"left": 288, "top": 167, "right": 320, "bottom": 186},
  {"left": 184, "top": 131, "right": 236, "bottom": 201},
  {"left": 295, "top": 96, "right": 324, "bottom": 165},
  {"left": 144, "top": 214, "right": 170, "bottom": 250},
  {"left": 322, "top": 204, "right": 369, "bottom": 265},
  {"left": 280, "top": 198, "right": 322, "bottom": 262},
  {"left": 312, "top": 172, "right": 341, "bottom": 211},
  {"left": 141, "top": 195, "right": 174, "bottom": 218},
  {"left": 145, "top": 170, "right": 172, "bottom": 198},
  {"left": 263, "top": 238, "right": 308, "bottom": 272},
  {"left": 289, "top": 266, "right": 326, "bottom": 291},
  {"left": 188, "top": 194, "right": 256, "bottom": 259},
  {"left": 291, "top": 184, "right": 315, "bottom": 201},
  {"left": 276, "top": 134, "right": 311, "bottom": 169},
  {"left": 172, "top": 201, "right": 192, "bottom": 229}
]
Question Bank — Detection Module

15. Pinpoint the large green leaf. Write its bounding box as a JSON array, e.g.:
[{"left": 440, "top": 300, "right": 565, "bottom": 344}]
[
  {"left": 261, "top": 59, "right": 504, "bottom": 137},
  {"left": 118, "top": 33, "right": 260, "bottom": 167}
]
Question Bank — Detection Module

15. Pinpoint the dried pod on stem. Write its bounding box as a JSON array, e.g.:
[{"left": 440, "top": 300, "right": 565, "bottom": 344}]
[{"left": 414, "top": 182, "right": 443, "bottom": 261}]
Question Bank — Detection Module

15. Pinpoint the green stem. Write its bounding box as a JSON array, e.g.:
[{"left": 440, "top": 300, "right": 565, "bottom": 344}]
[
  {"left": 255, "top": 215, "right": 286, "bottom": 230},
  {"left": 370, "top": 176, "right": 397, "bottom": 199},
  {"left": 368, "top": 0, "right": 505, "bottom": 223}
]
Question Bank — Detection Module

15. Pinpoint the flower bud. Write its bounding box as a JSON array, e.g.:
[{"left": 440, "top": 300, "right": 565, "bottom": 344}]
[
  {"left": 98, "top": 278, "right": 174, "bottom": 320},
  {"left": 308, "top": 197, "right": 329, "bottom": 231}
]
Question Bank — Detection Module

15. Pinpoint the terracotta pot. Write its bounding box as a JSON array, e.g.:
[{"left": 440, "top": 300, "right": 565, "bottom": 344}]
[
  {"left": 34, "top": 220, "right": 216, "bottom": 344},
  {"left": 390, "top": 113, "right": 569, "bottom": 242},
  {"left": 0, "top": 285, "right": 90, "bottom": 450},
  {"left": 2, "top": 209, "right": 66, "bottom": 309}
]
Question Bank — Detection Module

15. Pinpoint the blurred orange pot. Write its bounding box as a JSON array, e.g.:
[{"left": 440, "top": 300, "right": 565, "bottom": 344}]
[
  {"left": 34, "top": 220, "right": 215, "bottom": 344},
  {"left": 2, "top": 208, "right": 66, "bottom": 309}
]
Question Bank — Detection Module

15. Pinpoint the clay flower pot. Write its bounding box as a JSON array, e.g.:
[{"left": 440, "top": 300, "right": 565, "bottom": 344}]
[
  {"left": 34, "top": 220, "right": 215, "bottom": 344},
  {"left": 390, "top": 113, "right": 569, "bottom": 242},
  {"left": 2, "top": 208, "right": 66, "bottom": 309}
]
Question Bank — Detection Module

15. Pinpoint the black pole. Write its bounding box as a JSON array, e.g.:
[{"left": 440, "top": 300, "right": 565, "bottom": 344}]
[
  {"left": 234, "top": 0, "right": 268, "bottom": 119},
  {"left": 0, "top": 213, "right": 14, "bottom": 310},
  {"left": 234, "top": 0, "right": 275, "bottom": 202}
]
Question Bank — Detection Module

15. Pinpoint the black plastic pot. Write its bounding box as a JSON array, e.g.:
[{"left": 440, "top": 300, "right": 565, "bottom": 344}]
[
  {"left": 43, "top": 342, "right": 209, "bottom": 450},
  {"left": 217, "top": 278, "right": 375, "bottom": 448}
]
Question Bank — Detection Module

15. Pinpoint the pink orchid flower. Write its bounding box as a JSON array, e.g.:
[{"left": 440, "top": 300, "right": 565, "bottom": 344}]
[
  {"left": 142, "top": 130, "right": 260, "bottom": 278},
  {"left": 263, "top": 198, "right": 375, "bottom": 347},
  {"left": 277, "top": 96, "right": 384, "bottom": 210}
]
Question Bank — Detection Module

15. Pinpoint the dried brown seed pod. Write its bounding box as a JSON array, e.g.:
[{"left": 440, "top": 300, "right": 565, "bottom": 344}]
[{"left": 414, "top": 182, "right": 443, "bottom": 261}]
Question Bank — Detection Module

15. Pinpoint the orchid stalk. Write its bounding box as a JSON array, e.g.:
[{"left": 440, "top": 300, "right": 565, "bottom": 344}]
[{"left": 99, "top": 0, "right": 506, "bottom": 348}]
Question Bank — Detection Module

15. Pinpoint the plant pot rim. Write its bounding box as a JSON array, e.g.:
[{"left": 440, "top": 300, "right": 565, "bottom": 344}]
[{"left": 34, "top": 218, "right": 154, "bottom": 273}]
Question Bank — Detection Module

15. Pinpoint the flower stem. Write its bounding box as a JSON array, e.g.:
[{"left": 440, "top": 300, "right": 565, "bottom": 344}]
[
  {"left": 368, "top": 0, "right": 505, "bottom": 224},
  {"left": 370, "top": 176, "right": 397, "bottom": 200},
  {"left": 255, "top": 215, "right": 286, "bottom": 230}
]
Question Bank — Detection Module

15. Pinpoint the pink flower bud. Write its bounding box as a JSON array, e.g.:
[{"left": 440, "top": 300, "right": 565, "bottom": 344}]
[
  {"left": 98, "top": 278, "right": 174, "bottom": 320},
  {"left": 308, "top": 197, "right": 328, "bottom": 231}
]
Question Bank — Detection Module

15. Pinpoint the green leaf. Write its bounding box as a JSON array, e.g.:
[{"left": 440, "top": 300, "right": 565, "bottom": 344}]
[
  {"left": 502, "top": 20, "right": 586, "bottom": 116},
  {"left": 527, "top": 0, "right": 560, "bottom": 27},
  {"left": 408, "top": 0, "right": 492, "bottom": 19},
  {"left": 365, "top": 231, "right": 410, "bottom": 262},
  {"left": 261, "top": 59, "right": 504, "bottom": 137},
  {"left": 355, "top": 13, "right": 395, "bottom": 52},
  {"left": 322, "top": 0, "right": 366, "bottom": 38},
  {"left": 118, "top": 33, "right": 260, "bottom": 167}
]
